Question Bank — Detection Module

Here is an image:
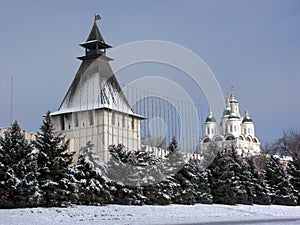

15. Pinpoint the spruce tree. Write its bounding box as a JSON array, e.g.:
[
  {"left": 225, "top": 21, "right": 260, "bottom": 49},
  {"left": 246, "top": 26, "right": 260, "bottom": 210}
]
[
  {"left": 246, "top": 155, "right": 271, "bottom": 205},
  {"left": 34, "top": 111, "right": 75, "bottom": 207},
  {"left": 208, "top": 151, "right": 238, "bottom": 205},
  {"left": 200, "top": 142, "right": 219, "bottom": 170},
  {"left": 0, "top": 121, "right": 38, "bottom": 208},
  {"left": 107, "top": 144, "right": 166, "bottom": 187},
  {"left": 230, "top": 147, "right": 254, "bottom": 205},
  {"left": 208, "top": 147, "right": 253, "bottom": 205},
  {"left": 73, "top": 141, "right": 112, "bottom": 205},
  {"left": 264, "top": 155, "right": 297, "bottom": 206},
  {"left": 171, "top": 159, "right": 212, "bottom": 204},
  {"left": 189, "top": 159, "right": 212, "bottom": 204},
  {"left": 106, "top": 145, "right": 148, "bottom": 205},
  {"left": 167, "top": 137, "right": 178, "bottom": 154},
  {"left": 163, "top": 139, "right": 187, "bottom": 179},
  {"left": 287, "top": 160, "right": 300, "bottom": 205}
]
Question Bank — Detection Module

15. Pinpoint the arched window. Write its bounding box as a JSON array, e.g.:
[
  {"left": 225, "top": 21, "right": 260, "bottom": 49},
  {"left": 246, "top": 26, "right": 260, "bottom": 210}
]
[
  {"left": 203, "top": 138, "right": 210, "bottom": 143},
  {"left": 246, "top": 136, "right": 252, "bottom": 142},
  {"left": 225, "top": 135, "right": 235, "bottom": 141},
  {"left": 214, "top": 136, "right": 223, "bottom": 142}
]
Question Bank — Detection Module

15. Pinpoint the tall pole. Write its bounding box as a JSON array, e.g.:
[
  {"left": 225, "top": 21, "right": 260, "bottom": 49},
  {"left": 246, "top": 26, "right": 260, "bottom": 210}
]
[{"left": 10, "top": 76, "right": 13, "bottom": 125}]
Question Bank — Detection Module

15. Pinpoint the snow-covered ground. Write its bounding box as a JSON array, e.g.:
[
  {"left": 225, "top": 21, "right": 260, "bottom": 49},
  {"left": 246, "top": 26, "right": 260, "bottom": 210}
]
[{"left": 0, "top": 204, "right": 300, "bottom": 225}]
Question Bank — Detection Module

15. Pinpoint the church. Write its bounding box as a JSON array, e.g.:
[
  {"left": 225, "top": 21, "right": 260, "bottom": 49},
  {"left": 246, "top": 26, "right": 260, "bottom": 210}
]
[
  {"left": 50, "top": 16, "right": 143, "bottom": 162},
  {"left": 200, "top": 89, "right": 261, "bottom": 156}
]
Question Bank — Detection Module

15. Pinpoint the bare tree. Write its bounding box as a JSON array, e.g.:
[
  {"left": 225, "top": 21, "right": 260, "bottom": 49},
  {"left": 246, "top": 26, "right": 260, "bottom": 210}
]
[{"left": 272, "top": 129, "right": 300, "bottom": 161}]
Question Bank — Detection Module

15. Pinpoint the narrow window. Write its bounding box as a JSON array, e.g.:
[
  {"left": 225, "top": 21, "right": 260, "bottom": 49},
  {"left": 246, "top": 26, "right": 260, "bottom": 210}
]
[
  {"left": 244, "top": 128, "right": 246, "bottom": 134},
  {"left": 131, "top": 117, "right": 135, "bottom": 130},
  {"left": 60, "top": 115, "right": 65, "bottom": 130},
  {"left": 88, "top": 111, "right": 94, "bottom": 125},
  {"left": 74, "top": 113, "right": 79, "bottom": 127},
  {"left": 122, "top": 114, "right": 125, "bottom": 127},
  {"left": 112, "top": 111, "right": 115, "bottom": 125}
]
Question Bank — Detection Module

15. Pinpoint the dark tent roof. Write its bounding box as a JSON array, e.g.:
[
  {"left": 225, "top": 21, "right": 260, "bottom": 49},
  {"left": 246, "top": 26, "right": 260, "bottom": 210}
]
[{"left": 86, "top": 22, "right": 105, "bottom": 42}]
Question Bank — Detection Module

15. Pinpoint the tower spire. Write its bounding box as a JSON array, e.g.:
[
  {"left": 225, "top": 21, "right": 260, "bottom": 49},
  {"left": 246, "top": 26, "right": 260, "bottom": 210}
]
[
  {"left": 77, "top": 15, "right": 112, "bottom": 61},
  {"left": 245, "top": 107, "right": 249, "bottom": 116}
]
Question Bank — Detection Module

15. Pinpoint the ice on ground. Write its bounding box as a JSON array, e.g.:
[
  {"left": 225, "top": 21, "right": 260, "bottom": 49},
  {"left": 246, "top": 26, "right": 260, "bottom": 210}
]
[{"left": 0, "top": 204, "right": 300, "bottom": 225}]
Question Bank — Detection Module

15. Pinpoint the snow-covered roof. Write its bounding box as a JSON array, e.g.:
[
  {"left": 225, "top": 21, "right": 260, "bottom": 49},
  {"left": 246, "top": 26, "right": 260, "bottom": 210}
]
[{"left": 52, "top": 57, "right": 140, "bottom": 117}]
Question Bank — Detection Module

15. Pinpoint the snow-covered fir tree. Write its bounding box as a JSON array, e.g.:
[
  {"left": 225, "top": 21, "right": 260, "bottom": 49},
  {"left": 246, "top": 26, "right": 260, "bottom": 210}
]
[
  {"left": 167, "top": 137, "right": 178, "bottom": 154},
  {"left": 143, "top": 139, "right": 195, "bottom": 205},
  {"left": 199, "top": 141, "right": 219, "bottom": 170},
  {"left": 173, "top": 159, "right": 212, "bottom": 204},
  {"left": 208, "top": 147, "right": 254, "bottom": 205},
  {"left": 246, "top": 155, "right": 271, "bottom": 205},
  {"left": 287, "top": 159, "right": 300, "bottom": 205},
  {"left": 264, "top": 154, "right": 298, "bottom": 206},
  {"left": 107, "top": 144, "right": 166, "bottom": 187},
  {"left": 107, "top": 144, "right": 163, "bottom": 205},
  {"left": 34, "top": 111, "right": 76, "bottom": 207},
  {"left": 0, "top": 121, "right": 39, "bottom": 208},
  {"left": 208, "top": 151, "right": 237, "bottom": 205},
  {"left": 72, "top": 141, "right": 112, "bottom": 205},
  {"left": 229, "top": 147, "right": 255, "bottom": 204}
]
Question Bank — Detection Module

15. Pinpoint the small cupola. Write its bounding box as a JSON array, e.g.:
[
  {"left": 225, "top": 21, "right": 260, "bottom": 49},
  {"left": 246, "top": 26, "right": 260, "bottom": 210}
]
[
  {"left": 242, "top": 108, "right": 253, "bottom": 123},
  {"left": 78, "top": 15, "right": 112, "bottom": 61},
  {"left": 205, "top": 107, "right": 216, "bottom": 123}
]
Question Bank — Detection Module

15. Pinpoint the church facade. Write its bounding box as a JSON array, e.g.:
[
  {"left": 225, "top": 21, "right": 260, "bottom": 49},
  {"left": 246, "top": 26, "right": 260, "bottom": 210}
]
[
  {"left": 51, "top": 17, "right": 143, "bottom": 162},
  {"left": 200, "top": 90, "right": 261, "bottom": 156}
]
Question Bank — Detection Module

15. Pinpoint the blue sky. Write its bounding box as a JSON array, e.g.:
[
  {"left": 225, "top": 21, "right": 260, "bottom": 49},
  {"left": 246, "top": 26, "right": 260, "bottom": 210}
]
[{"left": 0, "top": 0, "right": 299, "bottom": 143}]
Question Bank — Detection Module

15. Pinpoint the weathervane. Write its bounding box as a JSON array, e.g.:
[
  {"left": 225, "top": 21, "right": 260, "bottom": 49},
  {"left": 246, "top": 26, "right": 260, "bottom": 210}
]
[{"left": 94, "top": 14, "right": 101, "bottom": 24}]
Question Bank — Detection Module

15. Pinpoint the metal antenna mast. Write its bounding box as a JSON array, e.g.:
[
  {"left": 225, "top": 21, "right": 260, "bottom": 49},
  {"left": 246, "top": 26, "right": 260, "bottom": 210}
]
[{"left": 10, "top": 76, "right": 13, "bottom": 125}]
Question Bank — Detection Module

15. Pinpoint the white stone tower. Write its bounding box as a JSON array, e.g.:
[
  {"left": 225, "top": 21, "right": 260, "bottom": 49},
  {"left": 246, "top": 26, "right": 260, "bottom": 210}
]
[{"left": 51, "top": 16, "right": 143, "bottom": 162}]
